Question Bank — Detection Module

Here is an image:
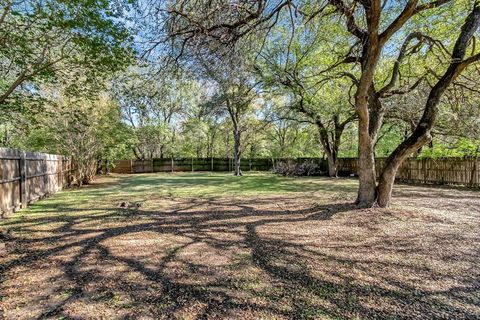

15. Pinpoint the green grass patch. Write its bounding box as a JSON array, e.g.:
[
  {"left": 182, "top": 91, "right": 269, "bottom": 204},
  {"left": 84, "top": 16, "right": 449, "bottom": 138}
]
[{"left": 3, "top": 173, "right": 358, "bottom": 221}]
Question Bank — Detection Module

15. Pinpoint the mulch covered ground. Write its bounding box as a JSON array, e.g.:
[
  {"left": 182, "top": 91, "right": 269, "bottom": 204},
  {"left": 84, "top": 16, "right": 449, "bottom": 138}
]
[{"left": 1, "top": 173, "right": 479, "bottom": 319}]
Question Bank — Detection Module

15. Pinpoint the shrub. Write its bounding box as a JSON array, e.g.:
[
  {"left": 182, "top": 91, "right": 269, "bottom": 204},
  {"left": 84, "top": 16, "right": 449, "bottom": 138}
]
[{"left": 273, "top": 160, "right": 322, "bottom": 176}]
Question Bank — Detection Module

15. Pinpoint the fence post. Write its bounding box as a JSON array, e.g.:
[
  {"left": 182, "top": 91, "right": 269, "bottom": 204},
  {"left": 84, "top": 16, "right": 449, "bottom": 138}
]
[
  {"left": 64, "top": 157, "right": 68, "bottom": 188},
  {"left": 171, "top": 157, "right": 174, "bottom": 173},
  {"left": 43, "top": 156, "right": 48, "bottom": 197},
  {"left": 211, "top": 157, "right": 214, "bottom": 172},
  {"left": 62, "top": 156, "right": 66, "bottom": 188},
  {"left": 470, "top": 157, "right": 478, "bottom": 187},
  {"left": 423, "top": 158, "right": 427, "bottom": 184},
  {"left": 59, "top": 156, "right": 63, "bottom": 190},
  {"left": 20, "top": 151, "right": 27, "bottom": 208}
]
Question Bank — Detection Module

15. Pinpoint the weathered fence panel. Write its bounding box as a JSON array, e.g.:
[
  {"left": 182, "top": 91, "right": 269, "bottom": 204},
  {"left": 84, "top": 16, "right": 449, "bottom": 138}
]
[
  {"left": 112, "top": 160, "right": 132, "bottom": 174},
  {"left": 113, "top": 157, "right": 322, "bottom": 174},
  {"left": 113, "top": 156, "right": 479, "bottom": 188},
  {"left": 133, "top": 159, "right": 153, "bottom": 173},
  {"left": 0, "top": 148, "right": 74, "bottom": 217},
  {"left": 113, "top": 158, "right": 276, "bottom": 174},
  {"left": 338, "top": 157, "right": 479, "bottom": 187}
]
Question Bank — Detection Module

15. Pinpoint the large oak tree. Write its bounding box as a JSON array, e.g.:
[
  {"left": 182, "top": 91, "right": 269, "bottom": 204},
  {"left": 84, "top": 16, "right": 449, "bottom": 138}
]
[{"left": 164, "top": 0, "right": 480, "bottom": 206}]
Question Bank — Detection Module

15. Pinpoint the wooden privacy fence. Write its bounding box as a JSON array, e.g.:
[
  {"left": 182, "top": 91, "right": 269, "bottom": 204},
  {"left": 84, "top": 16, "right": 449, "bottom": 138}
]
[
  {"left": 0, "top": 148, "right": 75, "bottom": 217},
  {"left": 113, "top": 158, "right": 273, "bottom": 174},
  {"left": 337, "top": 157, "right": 479, "bottom": 188},
  {"left": 112, "top": 158, "right": 327, "bottom": 174},
  {"left": 113, "top": 157, "right": 479, "bottom": 188}
]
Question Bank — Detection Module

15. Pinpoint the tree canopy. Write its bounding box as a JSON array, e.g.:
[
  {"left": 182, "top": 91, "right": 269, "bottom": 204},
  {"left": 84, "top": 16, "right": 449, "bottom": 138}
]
[{"left": 1, "top": 0, "right": 479, "bottom": 205}]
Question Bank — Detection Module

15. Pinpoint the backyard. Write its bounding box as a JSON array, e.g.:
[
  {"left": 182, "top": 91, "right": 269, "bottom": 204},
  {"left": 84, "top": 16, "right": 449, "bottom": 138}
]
[{"left": 1, "top": 173, "right": 479, "bottom": 319}]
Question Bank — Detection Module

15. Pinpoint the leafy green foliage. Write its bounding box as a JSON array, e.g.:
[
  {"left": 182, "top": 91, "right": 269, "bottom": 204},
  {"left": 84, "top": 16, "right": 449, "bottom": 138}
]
[{"left": 0, "top": 0, "right": 134, "bottom": 109}]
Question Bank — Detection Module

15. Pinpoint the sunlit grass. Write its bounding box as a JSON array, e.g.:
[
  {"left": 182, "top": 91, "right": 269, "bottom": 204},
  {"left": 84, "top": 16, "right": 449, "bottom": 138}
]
[
  {"left": 20, "top": 173, "right": 358, "bottom": 211},
  {"left": 1, "top": 173, "right": 358, "bottom": 229}
]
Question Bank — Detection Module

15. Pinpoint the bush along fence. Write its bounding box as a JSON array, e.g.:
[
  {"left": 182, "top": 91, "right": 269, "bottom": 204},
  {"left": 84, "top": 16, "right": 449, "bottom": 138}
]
[
  {"left": 112, "top": 157, "right": 479, "bottom": 188},
  {"left": 0, "top": 148, "right": 75, "bottom": 217}
]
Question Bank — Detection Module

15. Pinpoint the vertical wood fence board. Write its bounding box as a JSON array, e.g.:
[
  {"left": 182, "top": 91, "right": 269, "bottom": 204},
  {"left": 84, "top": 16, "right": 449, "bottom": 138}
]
[
  {"left": 0, "top": 148, "right": 76, "bottom": 217},
  {"left": 112, "top": 157, "right": 479, "bottom": 188}
]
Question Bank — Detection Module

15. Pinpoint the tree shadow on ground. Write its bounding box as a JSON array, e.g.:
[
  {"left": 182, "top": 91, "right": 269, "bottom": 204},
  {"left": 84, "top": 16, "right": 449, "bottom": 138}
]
[{"left": 1, "top": 195, "right": 479, "bottom": 319}]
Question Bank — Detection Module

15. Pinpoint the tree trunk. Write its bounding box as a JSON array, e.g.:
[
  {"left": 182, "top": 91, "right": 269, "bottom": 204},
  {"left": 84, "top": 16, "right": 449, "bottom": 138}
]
[
  {"left": 0, "top": 70, "right": 27, "bottom": 105},
  {"left": 233, "top": 129, "right": 242, "bottom": 176},
  {"left": 469, "top": 149, "right": 479, "bottom": 188},
  {"left": 355, "top": 35, "right": 382, "bottom": 207},
  {"left": 356, "top": 86, "right": 386, "bottom": 206},
  {"left": 316, "top": 119, "right": 345, "bottom": 178},
  {"left": 356, "top": 130, "right": 377, "bottom": 206},
  {"left": 326, "top": 153, "right": 338, "bottom": 178},
  {"left": 375, "top": 84, "right": 456, "bottom": 207},
  {"left": 105, "top": 159, "right": 110, "bottom": 175},
  {"left": 376, "top": 132, "right": 431, "bottom": 207},
  {"left": 318, "top": 135, "right": 338, "bottom": 177},
  {"left": 356, "top": 92, "right": 378, "bottom": 206},
  {"left": 132, "top": 147, "right": 142, "bottom": 160},
  {"left": 207, "top": 141, "right": 213, "bottom": 158}
]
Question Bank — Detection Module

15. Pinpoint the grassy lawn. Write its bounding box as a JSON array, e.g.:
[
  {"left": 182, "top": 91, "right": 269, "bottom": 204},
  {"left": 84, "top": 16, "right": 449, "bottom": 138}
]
[{"left": 1, "top": 173, "right": 479, "bottom": 319}]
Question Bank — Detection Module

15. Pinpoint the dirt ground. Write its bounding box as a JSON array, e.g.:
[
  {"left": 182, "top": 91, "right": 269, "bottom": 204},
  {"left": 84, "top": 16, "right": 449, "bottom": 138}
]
[{"left": 1, "top": 173, "right": 479, "bottom": 319}]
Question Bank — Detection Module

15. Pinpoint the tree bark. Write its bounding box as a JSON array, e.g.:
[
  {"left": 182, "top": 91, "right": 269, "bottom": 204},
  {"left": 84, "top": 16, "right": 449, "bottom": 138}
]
[
  {"left": 326, "top": 153, "right": 338, "bottom": 177},
  {"left": 317, "top": 126, "right": 337, "bottom": 177},
  {"left": 356, "top": 86, "right": 386, "bottom": 206},
  {"left": 159, "top": 145, "right": 164, "bottom": 159},
  {"left": 316, "top": 114, "right": 350, "bottom": 178},
  {"left": 132, "top": 147, "right": 142, "bottom": 160},
  {"left": 233, "top": 128, "right": 242, "bottom": 176},
  {"left": 356, "top": 86, "right": 380, "bottom": 206},
  {"left": 355, "top": 15, "right": 382, "bottom": 206},
  {"left": 0, "top": 70, "right": 27, "bottom": 105},
  {"left": 356, "top": 128, "right": 377, "bottom": 206},
  {"left": 469, "top": 149, "right": 479, "bottom": 188}
]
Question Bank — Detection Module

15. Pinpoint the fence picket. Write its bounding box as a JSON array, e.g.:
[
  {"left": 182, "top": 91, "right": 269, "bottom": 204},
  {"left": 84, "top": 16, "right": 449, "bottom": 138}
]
[
  {"left": 112, "top": 157, "right": 479, "bottom": 188},
  {"left": 1, "top": 148, "right": 76, "bottom": 217}
]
